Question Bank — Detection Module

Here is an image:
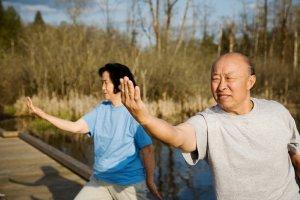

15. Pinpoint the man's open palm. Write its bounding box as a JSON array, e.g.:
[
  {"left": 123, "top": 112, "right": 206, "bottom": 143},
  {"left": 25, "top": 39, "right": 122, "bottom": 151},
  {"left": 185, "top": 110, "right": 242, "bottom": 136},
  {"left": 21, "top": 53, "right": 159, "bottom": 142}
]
[{"left": 120, "top": 77, "right": 149, "bottom": 124}]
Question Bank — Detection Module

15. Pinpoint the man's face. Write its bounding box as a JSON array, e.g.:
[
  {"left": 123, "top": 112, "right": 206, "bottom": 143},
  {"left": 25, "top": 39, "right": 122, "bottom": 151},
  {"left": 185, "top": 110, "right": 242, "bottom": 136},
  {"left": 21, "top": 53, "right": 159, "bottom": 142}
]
[
  {"left": 101, "top": 71, "right": 116, "bottom": 101},
  {"left": 210, "top": 55, "right": 255, "bottom": 113}
]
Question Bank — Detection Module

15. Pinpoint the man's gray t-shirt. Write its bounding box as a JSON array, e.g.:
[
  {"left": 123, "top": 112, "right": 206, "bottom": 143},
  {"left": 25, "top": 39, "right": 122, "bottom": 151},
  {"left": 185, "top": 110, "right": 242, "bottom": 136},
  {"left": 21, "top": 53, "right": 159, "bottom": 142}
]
[{"left": 182, "top": 98, "right": 300, "bottom": 200}]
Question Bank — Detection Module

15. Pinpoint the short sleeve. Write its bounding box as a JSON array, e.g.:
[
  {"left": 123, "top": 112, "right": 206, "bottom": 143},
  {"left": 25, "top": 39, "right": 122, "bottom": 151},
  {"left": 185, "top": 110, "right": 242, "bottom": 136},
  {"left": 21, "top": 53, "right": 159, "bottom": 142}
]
[
  {"left": 286, "top": 112, "right": 300, "bottom": 154},
  {"left": 182, "top": 114, "right": 208, "bottom": 165},
  {"left": 132, "top": 121, "right": 152, "bottom": 150},
  {"left": 81, "top": 107, "right": 98, "bottom": 137}
]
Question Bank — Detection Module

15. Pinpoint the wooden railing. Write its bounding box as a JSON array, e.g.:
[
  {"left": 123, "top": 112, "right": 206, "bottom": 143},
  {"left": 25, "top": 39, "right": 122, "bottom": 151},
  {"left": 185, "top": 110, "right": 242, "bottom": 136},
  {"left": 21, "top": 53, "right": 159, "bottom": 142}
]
[{"left": 0, "top": 128, "right": 92, "bottom": 181}]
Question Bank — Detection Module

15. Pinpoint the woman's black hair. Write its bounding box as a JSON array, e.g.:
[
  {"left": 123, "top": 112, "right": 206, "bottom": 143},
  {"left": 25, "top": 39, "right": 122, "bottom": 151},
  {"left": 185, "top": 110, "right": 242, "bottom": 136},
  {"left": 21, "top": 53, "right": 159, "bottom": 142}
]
[{"left": 98, "top": 63, "right": 136, "bottom": 94}]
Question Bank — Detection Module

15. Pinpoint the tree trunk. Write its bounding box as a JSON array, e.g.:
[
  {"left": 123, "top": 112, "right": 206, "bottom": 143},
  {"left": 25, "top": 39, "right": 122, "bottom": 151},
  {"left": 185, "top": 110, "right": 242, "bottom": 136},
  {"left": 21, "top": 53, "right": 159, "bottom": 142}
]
[
  {"left": 294, "top": 30, "right": 298, "bottom": 71},
  {"left": 148, "top": 0, "right": 161, "bottom": 54},
  {"left": 263, "top": 0, "right": 268, "bottom": 66},
  {"left": 174, "top": 0, "right": 190, "bottom": 55},
  {"left": 229, "top": 23, "right": 235, "bottom": 53},
  {"left": 218, "top": 26, "right": 222, "bottom": 56}
]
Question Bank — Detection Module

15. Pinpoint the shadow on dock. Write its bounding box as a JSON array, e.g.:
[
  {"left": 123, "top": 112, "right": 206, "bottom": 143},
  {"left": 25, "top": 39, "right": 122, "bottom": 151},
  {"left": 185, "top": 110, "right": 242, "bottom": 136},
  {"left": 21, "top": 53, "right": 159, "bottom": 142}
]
[{"left": 9, "top": 165, "right": 83, "bottom": 200}]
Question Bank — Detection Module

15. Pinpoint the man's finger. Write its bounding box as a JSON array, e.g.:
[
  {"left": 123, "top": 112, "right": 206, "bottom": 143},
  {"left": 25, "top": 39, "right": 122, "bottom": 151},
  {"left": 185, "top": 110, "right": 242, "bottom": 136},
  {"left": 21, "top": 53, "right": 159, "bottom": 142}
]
[
  {"left": 120, "top": 78, "right": 125, "bottom": 102},
  {"left": 123, "top": 77, "right": 130, "bottom": 101},
  {"left": 128, "top": 80, "right": 135, "bottom": 100},
  {"left": 134, "top": 86, "right": 141, "bottom": 102}
]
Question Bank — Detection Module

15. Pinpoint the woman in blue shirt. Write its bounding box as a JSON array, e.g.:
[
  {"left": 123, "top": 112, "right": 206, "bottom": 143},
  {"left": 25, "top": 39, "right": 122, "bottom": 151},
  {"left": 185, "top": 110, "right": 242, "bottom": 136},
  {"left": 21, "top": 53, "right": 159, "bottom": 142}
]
[{"left": 27, "top": 63, "right": 161, "bottom": 200}]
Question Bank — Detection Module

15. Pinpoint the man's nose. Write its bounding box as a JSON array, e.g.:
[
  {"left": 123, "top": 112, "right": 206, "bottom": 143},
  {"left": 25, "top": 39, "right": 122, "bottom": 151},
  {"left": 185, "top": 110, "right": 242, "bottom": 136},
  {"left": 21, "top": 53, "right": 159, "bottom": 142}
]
[{"left": 217, "top": 78, "right": 227, "bottom": 91}]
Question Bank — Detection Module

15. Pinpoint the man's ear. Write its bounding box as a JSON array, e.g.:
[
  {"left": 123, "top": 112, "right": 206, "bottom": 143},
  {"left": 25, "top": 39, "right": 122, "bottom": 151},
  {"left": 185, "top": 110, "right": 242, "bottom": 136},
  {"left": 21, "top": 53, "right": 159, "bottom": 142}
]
[{"left": 247, "top": 75, "right": 256, "bottom": 90}]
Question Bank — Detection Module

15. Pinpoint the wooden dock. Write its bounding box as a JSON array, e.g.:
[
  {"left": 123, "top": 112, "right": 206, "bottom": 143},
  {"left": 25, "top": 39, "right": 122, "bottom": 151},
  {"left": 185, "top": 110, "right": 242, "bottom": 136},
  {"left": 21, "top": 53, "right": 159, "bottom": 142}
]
[{"left": 0, "top": 132, "right": 88, "bottom": 199}]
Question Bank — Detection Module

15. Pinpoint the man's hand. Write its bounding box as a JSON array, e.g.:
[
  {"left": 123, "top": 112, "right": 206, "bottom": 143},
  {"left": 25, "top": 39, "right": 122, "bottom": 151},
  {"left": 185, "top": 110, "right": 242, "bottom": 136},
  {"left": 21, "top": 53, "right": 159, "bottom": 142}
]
[
  {"left": 146, "top": 178, "right": 163, "bottom": 200},
  {"left": 120, "top": 77, "right": 150, "bottom": 125},
  {"left": 26, "top": 97, "right": 46, "bottom": 118},
  {"left": 120, "top": 77, "right": 197, "bottom": 152}
]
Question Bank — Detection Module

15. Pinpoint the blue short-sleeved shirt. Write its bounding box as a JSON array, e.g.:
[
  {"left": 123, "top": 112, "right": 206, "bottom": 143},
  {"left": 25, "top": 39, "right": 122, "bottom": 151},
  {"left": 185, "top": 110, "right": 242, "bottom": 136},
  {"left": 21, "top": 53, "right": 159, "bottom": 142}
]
[{"left": 82, "top": 101, "right": 152, "bottom": 185}]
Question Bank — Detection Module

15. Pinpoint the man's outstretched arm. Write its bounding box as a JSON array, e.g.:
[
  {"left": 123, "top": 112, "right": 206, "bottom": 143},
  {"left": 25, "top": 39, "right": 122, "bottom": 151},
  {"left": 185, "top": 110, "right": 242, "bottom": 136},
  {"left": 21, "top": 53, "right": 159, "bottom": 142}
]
[
  {"left": 120, "top": 77, "right": 196, "bottom": 153},
  {"left": 26, "top": 97, "right": 89, "bottom": 134}
]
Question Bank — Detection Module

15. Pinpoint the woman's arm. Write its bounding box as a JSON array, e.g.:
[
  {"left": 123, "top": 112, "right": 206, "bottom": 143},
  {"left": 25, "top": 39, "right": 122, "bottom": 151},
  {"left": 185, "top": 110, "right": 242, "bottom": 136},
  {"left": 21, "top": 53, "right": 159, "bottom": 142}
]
[
  {"left": 140, "top": 145, "right": 162, "bottom": 200},
  {"left": 289, "top": 152, "right": 300, "bottom": 178},
  {"left": 26, "top": 97, "right": 89, "bottom": 134}
]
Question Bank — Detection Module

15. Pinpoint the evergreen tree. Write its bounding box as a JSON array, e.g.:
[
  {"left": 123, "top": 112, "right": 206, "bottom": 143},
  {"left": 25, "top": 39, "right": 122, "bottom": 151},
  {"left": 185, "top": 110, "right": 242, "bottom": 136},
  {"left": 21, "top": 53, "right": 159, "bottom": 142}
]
[
  {"left": 0, "top": 0, "right": 4, "bottom": 28},
  {"left": 0, "top": 6, "right": 22, "bottom": 50},
  {"left": 33, "top": 10, "right": 45, "bottom": 26}
]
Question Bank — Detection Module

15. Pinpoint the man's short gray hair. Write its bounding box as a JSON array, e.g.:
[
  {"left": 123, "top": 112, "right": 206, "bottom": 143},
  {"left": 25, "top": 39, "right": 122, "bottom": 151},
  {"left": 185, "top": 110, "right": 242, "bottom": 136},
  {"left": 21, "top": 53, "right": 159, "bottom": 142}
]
[{"left": 212, "top": 53, "right": 255, "bottom": 75}]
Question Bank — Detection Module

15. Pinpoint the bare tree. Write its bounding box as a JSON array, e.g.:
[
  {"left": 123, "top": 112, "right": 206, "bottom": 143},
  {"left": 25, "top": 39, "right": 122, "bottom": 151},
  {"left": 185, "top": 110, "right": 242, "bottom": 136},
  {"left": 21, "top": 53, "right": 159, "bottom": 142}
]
[
  {"left": 147, "top": 0, "right": 162, "bottom": 53},
  {"left": 218, "top": 25, "right": 223, "bottom": 56},
  {"left": 96, "top": 0, "right": 121, "bottom": 33},
  {"left": 174, "top": 0, "right": 190, "bottom": 55},
  {"left": 294, "top": 30, "right": 298, "bottom": 71},
  {"left": 137, "top": 1, "right": 153, "bottom": 46},
  {"left": 163, "top": 0, "right": 178, "bottom": 50},
  {"left": 127, "top": 0, "right": 138, "bottom": 45},
  {"left": 200, "top": 2, "right": 212, "bottom": 41},
  {"left": 143, "top": 0, "right": 181, "bottom": 54},
  {"left": 229, "top": 22, "right": 236, "bottom": 52},
  {"left": 58, "top": 0, "right": 90, "bottom": 24},
  {"left": 263, "top": 0, "right": 268, "bottom": 65},
  {"left": 276, "top": 0, "right": 293, "bottom": 63},
  {"left": 293, "top": 3, "right": 300, "bottom": 71}
]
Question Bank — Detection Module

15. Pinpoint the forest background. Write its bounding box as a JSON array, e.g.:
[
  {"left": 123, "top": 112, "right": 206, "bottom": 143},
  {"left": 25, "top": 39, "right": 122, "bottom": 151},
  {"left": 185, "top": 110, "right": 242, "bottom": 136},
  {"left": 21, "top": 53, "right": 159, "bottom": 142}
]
[{"left": 0, "top": 0, "right": 299, "bottom": 126}]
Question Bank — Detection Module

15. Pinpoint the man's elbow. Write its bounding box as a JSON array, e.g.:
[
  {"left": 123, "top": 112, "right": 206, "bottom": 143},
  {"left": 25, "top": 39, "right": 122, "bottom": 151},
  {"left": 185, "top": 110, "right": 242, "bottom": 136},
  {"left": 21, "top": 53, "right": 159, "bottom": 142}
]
[{"left": 170, "top": 136, "right": 195, "bottom": 153}]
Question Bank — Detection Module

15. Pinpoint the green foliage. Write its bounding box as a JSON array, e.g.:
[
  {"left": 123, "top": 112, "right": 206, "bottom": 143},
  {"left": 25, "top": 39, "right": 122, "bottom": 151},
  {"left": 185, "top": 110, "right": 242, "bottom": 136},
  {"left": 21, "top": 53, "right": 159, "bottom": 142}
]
[
  {"left": 0, "top": 5, "right": 22, "bottom": 50},
  {"left": 0, "top": 1, "right": 299, "bottom": 120},
  {"left": 28, "top": 118, "right": 55, "bottom": 133},
  {"left": 0, "top": 0, "right": 4, "bottom": 19},
  {"left": 3, "top": 105, "right": 16, "bottom": 115}
]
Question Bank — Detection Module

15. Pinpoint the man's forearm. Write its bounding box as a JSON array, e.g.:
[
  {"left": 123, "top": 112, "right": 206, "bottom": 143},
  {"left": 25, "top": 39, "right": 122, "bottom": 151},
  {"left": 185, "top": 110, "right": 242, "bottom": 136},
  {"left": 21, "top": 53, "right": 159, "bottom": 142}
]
[
  {"left": 120, "top": 77, "right": 196, "bottom": 152},
  {"left": 138, "top": 115, "right": 183, "bottom": 149},
  {"left": 138, "top": 114, "right": 196, "bottom": 152}
]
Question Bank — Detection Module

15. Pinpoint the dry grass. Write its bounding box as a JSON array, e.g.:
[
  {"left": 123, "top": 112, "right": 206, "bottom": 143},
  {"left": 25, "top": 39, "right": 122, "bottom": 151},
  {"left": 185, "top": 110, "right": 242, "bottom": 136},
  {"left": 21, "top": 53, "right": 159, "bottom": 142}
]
[
  {"left": 14, "top": 91, "right": 215, "bottom": 123},
  {"left": 14, "top": 91, "right": 99, "bottom": 120}
]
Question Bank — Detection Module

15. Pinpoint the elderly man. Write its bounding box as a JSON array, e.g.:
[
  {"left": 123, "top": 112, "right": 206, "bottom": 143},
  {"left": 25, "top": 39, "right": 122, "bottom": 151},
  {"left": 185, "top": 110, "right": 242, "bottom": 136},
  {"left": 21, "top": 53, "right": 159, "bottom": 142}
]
[{"left": 120, "top": 53, "right": 300, "bottom": 200}]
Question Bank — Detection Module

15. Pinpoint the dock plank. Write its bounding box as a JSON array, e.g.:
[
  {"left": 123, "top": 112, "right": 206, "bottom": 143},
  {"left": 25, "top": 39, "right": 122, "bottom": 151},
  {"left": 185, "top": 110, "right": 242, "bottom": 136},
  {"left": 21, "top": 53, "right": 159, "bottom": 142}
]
[{"left": 0, "top": 137, "right": 86, "bottom": 200}]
